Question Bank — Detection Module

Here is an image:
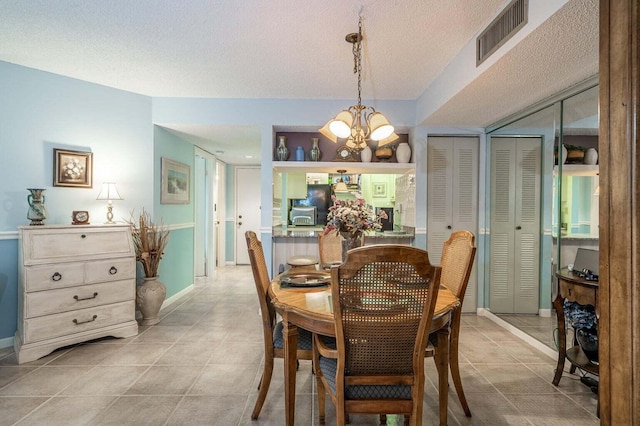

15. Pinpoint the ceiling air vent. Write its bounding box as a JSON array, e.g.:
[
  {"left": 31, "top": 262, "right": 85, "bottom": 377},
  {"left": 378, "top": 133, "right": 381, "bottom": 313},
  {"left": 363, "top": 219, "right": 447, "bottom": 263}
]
[{"left": 477, "top": 0, "right": 528, "bottom": 66}]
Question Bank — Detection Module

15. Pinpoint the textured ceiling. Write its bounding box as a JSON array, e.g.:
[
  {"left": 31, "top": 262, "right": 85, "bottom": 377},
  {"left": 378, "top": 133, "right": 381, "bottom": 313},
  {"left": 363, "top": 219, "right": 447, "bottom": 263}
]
[{"left": 0, "top": 0, "right": 598, "bottom": 164}]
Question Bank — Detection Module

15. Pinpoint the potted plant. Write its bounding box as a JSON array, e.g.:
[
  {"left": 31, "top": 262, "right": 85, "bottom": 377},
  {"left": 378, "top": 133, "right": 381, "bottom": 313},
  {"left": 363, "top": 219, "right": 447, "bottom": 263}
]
[
  {"left": 323, "top": 196, "right": 387, "bottom": 260},
  {"left": 128, "top": 209, "right": 170, "bottom": 325}
]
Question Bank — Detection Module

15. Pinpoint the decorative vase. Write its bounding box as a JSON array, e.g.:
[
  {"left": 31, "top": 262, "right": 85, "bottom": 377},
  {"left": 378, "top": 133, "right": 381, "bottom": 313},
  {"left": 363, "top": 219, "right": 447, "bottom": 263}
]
[
  {"left": 360, "top": 145, "right": 372, "bottom": 163},
  {"left": 375, "top": 146, "right": 393, "bottom": 162},
  {"left": 561, "top": 144, "right": 568, "bottom": 164},
  {"left": 576, "top": 327, "right": 598, "bottom": 363},
  {"left": 340, "top": 232, "right": 363, "bottom": 262},
  {"left": 295, "top": 146, "right": 305, "bottom": 161},
  {"left": 584, "top": 148, "right": 598, "bottom": 165},
  {"left": 276, "top": 136, "right": 289, "bottom": 161},
  {"left": 396, "top": 142, "right": 411, "bottom": 163},
  {"left": 309, "top": 138, "right": 321, "bottom": 161},
  {"left": 26, "top": 188, "right": 47, "bottom": 226},
  {"left": 136, "top": 276, "right": 167, "bottom": 326}
]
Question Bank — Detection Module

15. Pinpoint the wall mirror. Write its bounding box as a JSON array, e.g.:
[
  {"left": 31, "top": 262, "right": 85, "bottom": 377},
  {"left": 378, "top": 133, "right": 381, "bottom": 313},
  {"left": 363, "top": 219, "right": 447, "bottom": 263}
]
[{"left": 486, "top": 83, "right": 598, "bottom": 351}]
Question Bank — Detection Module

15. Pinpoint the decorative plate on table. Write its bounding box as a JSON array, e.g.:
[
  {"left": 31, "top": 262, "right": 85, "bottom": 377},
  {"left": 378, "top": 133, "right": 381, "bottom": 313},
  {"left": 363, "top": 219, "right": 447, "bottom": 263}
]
[{"left": 280, "top": 271, "right": 331, "bottom": 287}]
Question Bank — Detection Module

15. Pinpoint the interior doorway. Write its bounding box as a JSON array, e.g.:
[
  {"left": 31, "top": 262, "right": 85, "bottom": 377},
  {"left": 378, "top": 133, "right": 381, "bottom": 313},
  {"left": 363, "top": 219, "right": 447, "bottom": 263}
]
[
  {"left": 194, "top": 148, "right": 217, "bottom": 277},
  {"left": 235, "top": 166, "right": 261, "bottom": 265}
]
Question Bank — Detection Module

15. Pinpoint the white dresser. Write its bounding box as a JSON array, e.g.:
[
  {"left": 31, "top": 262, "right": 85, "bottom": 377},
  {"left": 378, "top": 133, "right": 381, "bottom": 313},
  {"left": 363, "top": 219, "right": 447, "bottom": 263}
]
[{"left": 15, "top": 224, "right": 139, "bottom": 364}]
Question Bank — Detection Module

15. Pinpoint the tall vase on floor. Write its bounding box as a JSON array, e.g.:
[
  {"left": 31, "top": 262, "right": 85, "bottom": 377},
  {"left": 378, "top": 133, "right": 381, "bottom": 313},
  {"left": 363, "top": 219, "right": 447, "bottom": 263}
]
[
  {"left": 136, "top": 276, "right": 166, "bottom": 325},
  {"left": 129, "top": 209, "right": 170, "bottom": 326}
]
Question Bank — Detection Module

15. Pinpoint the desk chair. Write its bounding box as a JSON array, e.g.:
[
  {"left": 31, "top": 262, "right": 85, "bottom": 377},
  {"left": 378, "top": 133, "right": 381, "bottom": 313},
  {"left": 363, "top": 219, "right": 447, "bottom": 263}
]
[
  {"left": 313, "top": 244, "right": 441, "bottom": 426},
  {"left": 245, "top": 231, "right": 314, "bottom": 419},
  {"left": 426, "top": 230, "right": 476, "bottom": 419}
]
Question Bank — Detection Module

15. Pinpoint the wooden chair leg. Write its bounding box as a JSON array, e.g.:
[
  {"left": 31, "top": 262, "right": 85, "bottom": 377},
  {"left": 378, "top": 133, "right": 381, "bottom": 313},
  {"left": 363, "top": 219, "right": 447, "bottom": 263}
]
[
  {"left": 450, "top": 336, "right": 471, "bottom": 417},
  {"left": 251, "top": 355, "right": 274, "bottom": 419},
  {"left": 435, "top": 329, "right": 449, "bottom": 426}
]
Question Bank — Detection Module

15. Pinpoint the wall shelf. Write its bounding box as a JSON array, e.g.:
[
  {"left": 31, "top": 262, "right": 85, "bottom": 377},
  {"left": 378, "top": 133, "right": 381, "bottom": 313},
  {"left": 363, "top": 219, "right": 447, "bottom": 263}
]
[
  {"left": 553, "top": 164, "right": 599, "bottom": 176},
  {"left": 273, "top": 161, "right": 415, "bottom": 174}
]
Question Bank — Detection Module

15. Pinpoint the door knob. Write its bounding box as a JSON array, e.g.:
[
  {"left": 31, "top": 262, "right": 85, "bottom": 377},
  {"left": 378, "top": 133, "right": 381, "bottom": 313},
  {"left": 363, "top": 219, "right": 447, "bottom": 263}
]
[{"left": 447, "top": 225, "right": 452, "bottom": 229}]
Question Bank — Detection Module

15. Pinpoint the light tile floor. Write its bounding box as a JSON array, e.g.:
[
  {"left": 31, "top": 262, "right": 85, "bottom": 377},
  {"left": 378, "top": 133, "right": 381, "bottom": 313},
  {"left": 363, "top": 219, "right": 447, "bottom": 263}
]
[{"left": 0, "top": 266, "right": 599, "bottom": 425}]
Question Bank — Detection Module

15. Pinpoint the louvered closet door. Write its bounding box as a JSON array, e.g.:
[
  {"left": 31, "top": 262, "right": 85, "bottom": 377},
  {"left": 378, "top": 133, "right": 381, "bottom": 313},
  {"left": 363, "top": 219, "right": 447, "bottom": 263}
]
[
  {"left": 427, "top": 136, "right": 478, "bottom": 312},
  {"left": 489, "top": 137, "right": 540, "bottom": 314}
]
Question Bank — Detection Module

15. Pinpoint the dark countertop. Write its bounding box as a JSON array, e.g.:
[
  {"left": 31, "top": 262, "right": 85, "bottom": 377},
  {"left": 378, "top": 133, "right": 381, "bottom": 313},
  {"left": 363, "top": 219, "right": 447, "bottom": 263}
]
[{"left": 272, "top": 227, "right": 414, "bottom": 239}]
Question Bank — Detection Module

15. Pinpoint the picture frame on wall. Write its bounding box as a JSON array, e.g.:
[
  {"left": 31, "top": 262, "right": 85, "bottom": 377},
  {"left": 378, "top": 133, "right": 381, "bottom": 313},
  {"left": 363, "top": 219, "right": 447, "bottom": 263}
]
[
  {"left": 53, "top": 148, "right": 93, "bottom": 188},
  {"left": 372, "top": 182, "right": 387, "bottom": 197},
  {"left": 161, "top": 157, "right": 190, "bottom": 204}
]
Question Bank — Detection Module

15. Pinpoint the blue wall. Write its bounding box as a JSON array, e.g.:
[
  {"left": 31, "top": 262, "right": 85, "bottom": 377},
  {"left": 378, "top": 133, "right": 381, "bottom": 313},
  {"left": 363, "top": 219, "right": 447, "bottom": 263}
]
[
  {"left": 0, "top": 61, "right": 195, "bottom": 342},
  {"left": 153, "top": 126, "right": 195, "bottom": 297}
]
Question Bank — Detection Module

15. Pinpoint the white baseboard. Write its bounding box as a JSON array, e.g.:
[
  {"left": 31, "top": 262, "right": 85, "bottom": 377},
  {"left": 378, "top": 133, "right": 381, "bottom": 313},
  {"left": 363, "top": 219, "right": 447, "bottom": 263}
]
[
  {"left": 539, "top": 308, "right": 551, "bottom": 318},
  {"left": 1, "top": 284, "right": 196, "bottom": 351},
  {"left": 478, "top": 308, "right": 558, "bottom": 360},
  {"left": 162, "top": 283, "right": 194, "bottom": 310},
  {"left": 0, "top": 336, "right": 14, "bottom": 349}
]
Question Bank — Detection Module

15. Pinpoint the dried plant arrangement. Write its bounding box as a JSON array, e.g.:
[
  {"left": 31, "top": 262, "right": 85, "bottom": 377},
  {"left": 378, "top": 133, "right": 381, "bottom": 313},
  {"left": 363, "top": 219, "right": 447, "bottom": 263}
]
[{"left": 128, "top": 209, "right": 170, "bottom": 278}]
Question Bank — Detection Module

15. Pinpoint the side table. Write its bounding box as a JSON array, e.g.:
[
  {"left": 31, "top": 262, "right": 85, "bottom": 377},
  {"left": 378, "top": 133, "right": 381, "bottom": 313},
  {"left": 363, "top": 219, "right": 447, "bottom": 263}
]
[{"left": 552, "top": 268, "right": 599, "bottom": 386}]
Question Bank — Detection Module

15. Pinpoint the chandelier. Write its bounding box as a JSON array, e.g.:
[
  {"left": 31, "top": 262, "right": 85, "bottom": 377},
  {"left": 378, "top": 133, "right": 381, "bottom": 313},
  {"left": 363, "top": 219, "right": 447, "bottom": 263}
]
[{"left": 319, "top": 14, "right": 398, "bottom": 152}]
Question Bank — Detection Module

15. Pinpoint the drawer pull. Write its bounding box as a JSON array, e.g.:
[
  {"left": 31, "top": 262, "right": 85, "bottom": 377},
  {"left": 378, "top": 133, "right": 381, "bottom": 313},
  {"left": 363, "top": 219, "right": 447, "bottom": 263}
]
[
  {"left": 74, "top": 292, "right": 98, "bottom": 301},
  {"left": 52, "top": 272, "right": 62, "bottom": 281},
  {"left": 73, "top": 315, "right": 97, "bottom": 325},
  {"left": 109, "top": 266, "right": 118, "bottom": 275},
  {"left": 81, "top": 234, "right": 86, "bottom": 239}
]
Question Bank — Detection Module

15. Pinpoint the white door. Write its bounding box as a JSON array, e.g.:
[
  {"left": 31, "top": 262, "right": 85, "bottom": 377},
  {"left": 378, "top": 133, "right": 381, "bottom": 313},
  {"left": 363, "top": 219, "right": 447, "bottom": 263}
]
[
  {"left": 235, "top": 167, "right": 261, "bottom": 264},
  {"left": 194, "top": 148, "right": 217, "bottom": 277},
  {"left": 427, "top": 136, "right": 479, "bottom": 312},
  {"left": 490, "top": 136, "right": 541, "bottom": 314}
]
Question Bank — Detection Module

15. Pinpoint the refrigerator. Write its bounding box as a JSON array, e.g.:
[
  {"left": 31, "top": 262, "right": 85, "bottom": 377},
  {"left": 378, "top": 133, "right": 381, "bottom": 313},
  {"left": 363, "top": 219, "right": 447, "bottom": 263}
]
[{"left": 292, "top": 184, "right": 332, "bottom": 226}]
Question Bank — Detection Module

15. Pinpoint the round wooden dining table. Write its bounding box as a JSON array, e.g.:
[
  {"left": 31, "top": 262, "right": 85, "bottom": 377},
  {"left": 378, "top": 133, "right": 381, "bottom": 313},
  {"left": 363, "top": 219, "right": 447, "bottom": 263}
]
[{"left": 269, "top": 272, "right": 460, "bottom": 426}]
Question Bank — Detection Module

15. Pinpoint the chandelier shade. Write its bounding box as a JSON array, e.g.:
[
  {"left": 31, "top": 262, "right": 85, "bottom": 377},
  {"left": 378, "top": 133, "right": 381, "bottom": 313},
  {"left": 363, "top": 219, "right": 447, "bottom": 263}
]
[{"left": 319, "top": 12, "right": 398, "bottom": 152}]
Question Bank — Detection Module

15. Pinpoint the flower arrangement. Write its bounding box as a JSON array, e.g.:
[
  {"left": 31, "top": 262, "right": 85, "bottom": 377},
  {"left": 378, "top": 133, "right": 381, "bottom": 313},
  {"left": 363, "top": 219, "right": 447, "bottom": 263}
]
[
  {"left": 128, "top": 209, "right": 170, "bottom": 278},
  {"left": 323, "top": 196, "right": 388, "bottom": 239}
]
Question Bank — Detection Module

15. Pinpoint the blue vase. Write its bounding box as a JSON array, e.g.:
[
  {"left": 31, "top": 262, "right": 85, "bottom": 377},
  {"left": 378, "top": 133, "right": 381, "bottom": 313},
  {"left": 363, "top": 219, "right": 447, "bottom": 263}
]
[{"left": 295, "top": 146, "right": 305, "bottom": 161}]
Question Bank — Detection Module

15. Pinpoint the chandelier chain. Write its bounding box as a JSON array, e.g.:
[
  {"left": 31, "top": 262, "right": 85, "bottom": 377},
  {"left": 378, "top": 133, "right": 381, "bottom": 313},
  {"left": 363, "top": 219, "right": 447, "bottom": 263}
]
[{"left": 354, "top": 16, "right": 363, "bottom": 107}]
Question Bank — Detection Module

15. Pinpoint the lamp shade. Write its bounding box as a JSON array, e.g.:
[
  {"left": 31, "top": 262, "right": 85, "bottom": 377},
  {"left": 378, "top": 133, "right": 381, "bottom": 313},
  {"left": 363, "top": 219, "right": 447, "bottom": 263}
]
[
  {"left": 319, "top": 121, "right": 339, "bottom": 143},
  {"left": 376, "top": 132, "right": 400, "bottom": 147},
  {"left": 368, "top": 112, "right": 395, "bottom": 141},
  {"left": 328, "top": 110, "right": 354, "bottom": 138},
  {"left": 334, "top": 181, "right": 348, "bottom": 192},
  {"left": 96, "top": 182, "right": 123, "bottom": 201}
]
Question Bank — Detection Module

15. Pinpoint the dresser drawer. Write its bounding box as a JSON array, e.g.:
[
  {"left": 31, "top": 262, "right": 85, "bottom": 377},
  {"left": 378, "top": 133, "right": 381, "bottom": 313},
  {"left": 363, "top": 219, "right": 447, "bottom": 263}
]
[
  {"left": 86, "top": 258, "right": 136, "bottom": 283},
  {"left": 23, "top": 301, "right": 135, "bottom": 344},
  {"left": 24, "top": 263, "right": 85, "bottom": 292},
  {"left": 559, "top": 279, "right": 597, "bottom": 305},
  {"left": 25, "top": 280, "right": 135, "bottom": 318},
  {"left": 23, "top": 226, "right": 134, "bottom": 264}
]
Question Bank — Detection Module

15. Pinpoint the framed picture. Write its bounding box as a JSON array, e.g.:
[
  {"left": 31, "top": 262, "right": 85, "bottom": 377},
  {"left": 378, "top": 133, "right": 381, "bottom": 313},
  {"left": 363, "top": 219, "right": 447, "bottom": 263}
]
[
  {"left": 53, "top": 148, "right": 93, "bottom": 188},
  {"left": 372, "top": 182, "right": 387, "bottom": 197},
  {"left": 161, "top": 157, "right": 191, "bottom": 204}
]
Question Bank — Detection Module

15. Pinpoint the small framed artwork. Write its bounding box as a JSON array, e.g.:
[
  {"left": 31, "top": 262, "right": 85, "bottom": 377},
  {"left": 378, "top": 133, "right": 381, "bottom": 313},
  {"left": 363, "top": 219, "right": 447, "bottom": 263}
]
[
  {"left": 372, "top": 182, "right": 387, "bottom": 198},
  {"left": 53, "top": 149, "right": 93, "bottom": 188},
  {"left": 161, "top": 157, "right": 191, "bottom": 204}
]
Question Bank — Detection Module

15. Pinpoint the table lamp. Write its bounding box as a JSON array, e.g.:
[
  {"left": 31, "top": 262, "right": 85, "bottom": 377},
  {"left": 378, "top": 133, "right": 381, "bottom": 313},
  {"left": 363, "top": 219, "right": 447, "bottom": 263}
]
[{"left": 96, "top": 182, "right": 123, "bottom": 224}]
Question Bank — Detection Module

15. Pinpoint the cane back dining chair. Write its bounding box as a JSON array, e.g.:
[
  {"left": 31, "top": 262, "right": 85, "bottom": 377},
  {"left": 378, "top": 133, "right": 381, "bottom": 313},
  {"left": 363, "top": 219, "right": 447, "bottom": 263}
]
[
  {"left": 313, "top": 244, "right": 441, "bottom": 426},
  {"left": 427, "top": 230, "right": 476, "bottom": 418},
  {"left": 245, "top": 231, "right": 314, "bottom": 419},
  {"left": 318, "top": 231, "right": 344, "bottom": 268}
]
